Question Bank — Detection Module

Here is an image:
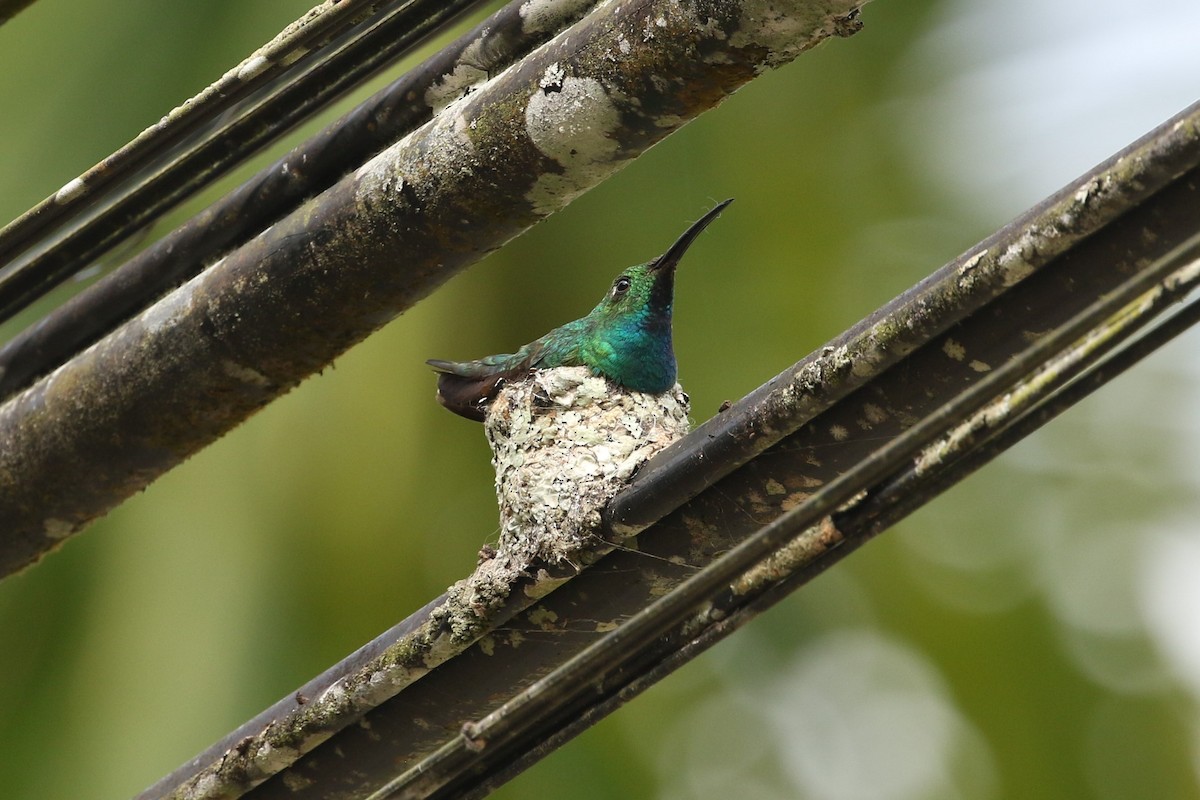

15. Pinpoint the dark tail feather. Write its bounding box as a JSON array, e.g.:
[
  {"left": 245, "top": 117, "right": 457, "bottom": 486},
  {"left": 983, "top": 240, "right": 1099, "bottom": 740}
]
[
  {"left": 432, "top": 370, "right": 507, "bottom": 422},
  {"left": 427, "top": 349, "right": 541, "bottom": 422}
]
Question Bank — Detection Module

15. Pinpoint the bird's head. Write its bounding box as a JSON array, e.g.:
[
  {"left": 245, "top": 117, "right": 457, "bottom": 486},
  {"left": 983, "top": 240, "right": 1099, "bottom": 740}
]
[{"left": 592, "top": 198, "right": 733, "bottom": 327}]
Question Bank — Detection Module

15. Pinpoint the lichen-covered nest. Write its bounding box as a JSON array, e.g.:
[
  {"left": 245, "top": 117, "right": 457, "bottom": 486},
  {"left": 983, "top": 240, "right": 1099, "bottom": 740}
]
[{"left": 485, "top": 366, "right": 690, "bottom": 565}]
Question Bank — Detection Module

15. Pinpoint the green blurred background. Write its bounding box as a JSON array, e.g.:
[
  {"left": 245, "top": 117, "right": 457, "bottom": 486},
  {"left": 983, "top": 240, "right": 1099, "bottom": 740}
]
[{"left": 2, "top": 1, "right": 1200, "bottom": 798}]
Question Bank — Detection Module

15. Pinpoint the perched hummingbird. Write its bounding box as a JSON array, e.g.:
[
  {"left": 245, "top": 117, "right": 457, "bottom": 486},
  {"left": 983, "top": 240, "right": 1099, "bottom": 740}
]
[{"left": 427, "top": 198, "right": 733, "bottom": 421}]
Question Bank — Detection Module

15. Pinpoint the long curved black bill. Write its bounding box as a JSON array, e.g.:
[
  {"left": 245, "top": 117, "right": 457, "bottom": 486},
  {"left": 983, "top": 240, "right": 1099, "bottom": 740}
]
[{"left": 651, "top": 198, "right": 734, "bottom": 272}]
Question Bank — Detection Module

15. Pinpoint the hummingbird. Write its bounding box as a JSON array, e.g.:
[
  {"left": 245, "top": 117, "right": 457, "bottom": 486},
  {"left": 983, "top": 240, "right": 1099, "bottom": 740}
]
[{"left": 427, "top": 198, "right": 733, "bottom": 421}]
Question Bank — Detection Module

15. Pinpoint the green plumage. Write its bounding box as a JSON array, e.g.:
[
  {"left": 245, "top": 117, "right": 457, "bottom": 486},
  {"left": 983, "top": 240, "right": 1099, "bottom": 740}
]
[{"left": 428, "top": 199, "right": 732, "bottom": 421}]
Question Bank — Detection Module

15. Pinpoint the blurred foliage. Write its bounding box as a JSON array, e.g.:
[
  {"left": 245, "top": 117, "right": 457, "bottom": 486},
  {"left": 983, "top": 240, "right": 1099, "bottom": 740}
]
[{"left": 2, "top": 0, "right": 1200, "bottom": 798}]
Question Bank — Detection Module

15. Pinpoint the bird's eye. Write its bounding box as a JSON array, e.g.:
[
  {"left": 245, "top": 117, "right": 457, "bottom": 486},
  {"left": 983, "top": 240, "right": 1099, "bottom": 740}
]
[{"left": 613, "top": 276, "right": 632, "bottom": 295}]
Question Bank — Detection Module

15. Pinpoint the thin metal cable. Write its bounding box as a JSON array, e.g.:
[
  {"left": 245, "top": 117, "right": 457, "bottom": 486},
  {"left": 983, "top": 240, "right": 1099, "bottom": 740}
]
[{"left": 0, "top": 0, "right": 490, "bottom": 325}]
